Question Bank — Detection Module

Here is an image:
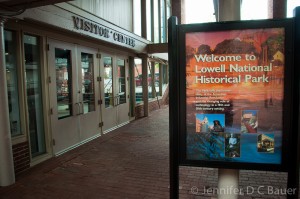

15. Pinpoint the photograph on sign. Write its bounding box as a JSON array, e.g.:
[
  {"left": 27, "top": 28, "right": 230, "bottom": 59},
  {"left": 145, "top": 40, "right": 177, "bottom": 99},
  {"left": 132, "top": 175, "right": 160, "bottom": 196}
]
[{"left": 185, "top": 28, "right": 284, "bottom": 164}]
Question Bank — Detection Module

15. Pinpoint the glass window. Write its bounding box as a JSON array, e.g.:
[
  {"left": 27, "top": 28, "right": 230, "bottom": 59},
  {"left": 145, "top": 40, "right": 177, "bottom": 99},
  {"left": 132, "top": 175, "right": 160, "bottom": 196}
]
[
  {"left": 166, "top": 0, "right": 171, "bottom": 19},
  {"left": 148, "top": 62, "right": 159, "bottom": 100},
  {"left": 146, "top": 0, "right": 152, "bottom": 41},
  {"left": 133, "top": 0, "right": 141, "bottom": 36},
  {"left": 117, "top": 59, "right": 126, "bottom": 105},
  {"left": 24, "top": 34, "right": 46, "bottom": 157},
  {"left": 104, "top": 57, "right": 113, "bottom": 108},
  {"left": 160, "top": 0, "right": 167, "bottom": 43},
  {"left": 154, "top": 0, "right": 159, "bottom": 43},
  {"left": 5, "top": 30, "right": 22, "bottom": 136},
  {"left": 287, "top": 0, "right": 300, "bottom": 17},
  {"left": 134, "top": 58, "right": 143, "bottom": 104},
  {"left": 55, "top": 48, "right": 73, "bottom": 119},
  {"left": 154, "top": 63, "right": 160, "bottom": 94},
  {"left": 81, "top": 53, "right": 95, "bottom": 114},
  {"left": 166, "top": 0, "right": 171, "bottom": 43},
  {"left": 148, "top": 63, "right": 153, "bottom": 99},
  {"left": 241, "top": 0, "right": 268, "bottom": 20},
  {"left": 185, "top": 0, "right": 216, "bottom": 23}
]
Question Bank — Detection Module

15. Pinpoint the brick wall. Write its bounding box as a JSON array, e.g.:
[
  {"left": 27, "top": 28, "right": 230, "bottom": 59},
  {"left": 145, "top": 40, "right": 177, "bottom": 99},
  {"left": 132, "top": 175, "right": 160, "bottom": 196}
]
[
  {"left": 135, "top": 105, "right": 144, "bottom": 118},
  {"left": 135, "top": 85, "right": 169, "bottom": 119},
  {"left": 12, "top": 142, "right": 30, "bottom": 175}
]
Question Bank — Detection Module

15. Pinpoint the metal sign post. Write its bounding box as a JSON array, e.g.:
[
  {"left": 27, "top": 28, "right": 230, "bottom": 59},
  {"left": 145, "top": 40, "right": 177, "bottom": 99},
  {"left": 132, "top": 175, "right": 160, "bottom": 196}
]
[
  {"left": 169, "top": 8, "right": 300, "bottom": 199},
  {"left": 168, "top": 16, "right": 179, "bottom": 199},
  {"left": 286, "top": 6, "right": 300, "bottom": 199}
]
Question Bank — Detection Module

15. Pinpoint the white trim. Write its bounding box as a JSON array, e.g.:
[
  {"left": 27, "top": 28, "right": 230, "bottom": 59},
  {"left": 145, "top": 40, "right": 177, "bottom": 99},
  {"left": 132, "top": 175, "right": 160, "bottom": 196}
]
[
  {"left": 30, "top": 153, "right": 52, "bottom": 167},
  {"left": 54, "top": 133, "right": 101, "bottom": 156},
  {"left": 55, "top": 120, "right": 130, "bottom": 156},
  {"left": 103, "top": 121, "right": 130, "bottom": 134}
]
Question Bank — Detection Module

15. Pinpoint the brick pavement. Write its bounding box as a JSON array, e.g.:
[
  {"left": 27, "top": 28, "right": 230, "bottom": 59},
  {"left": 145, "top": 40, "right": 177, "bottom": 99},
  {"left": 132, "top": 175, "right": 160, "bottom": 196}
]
[{"left": 0, "top": 106, "right": 295, "bottom": 199}]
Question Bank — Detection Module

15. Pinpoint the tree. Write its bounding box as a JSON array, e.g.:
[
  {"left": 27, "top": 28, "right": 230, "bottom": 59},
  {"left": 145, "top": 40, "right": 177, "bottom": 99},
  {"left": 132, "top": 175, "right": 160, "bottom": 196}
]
[
  {"left": 186, "top": 45, "right": 195, "bottom": 58},
  {"left": 261, "top": 35, "right": 284, "bottom": 60},
  {"left": 197, "top": 44, "right": 212, "bottom": 54},
  {"left": 213, "top": 39, "right": 257, "bottom": 54}
]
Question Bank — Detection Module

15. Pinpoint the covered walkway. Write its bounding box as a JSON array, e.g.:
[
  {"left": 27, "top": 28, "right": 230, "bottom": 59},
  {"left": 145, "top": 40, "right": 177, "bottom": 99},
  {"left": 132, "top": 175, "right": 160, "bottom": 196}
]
[{"left": 0, "top": 106, "right": 288, "bottom": 199}]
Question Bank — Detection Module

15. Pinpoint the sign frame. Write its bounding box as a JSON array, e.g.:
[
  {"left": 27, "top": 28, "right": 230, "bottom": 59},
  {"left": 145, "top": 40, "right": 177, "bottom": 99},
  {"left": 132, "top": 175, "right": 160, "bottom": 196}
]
[{"left": 176, "top": 19, "right": 295, "bottom": 171}]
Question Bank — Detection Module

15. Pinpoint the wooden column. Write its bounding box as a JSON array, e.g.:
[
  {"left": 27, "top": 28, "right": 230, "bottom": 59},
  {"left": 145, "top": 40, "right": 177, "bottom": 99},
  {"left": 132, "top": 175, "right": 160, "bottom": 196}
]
[
  {"left": 142, "top": 56, "right": 149, "bottom": 116},
  {"left": 150, "top": 62, "right": 156, "bottom": 98},
  {"left": 159, "top": 63, "right": 163, "bottom": 96},
  {"left": 129, "top": 56, "right": 136, "bottom": 117},
  {"left": 217, "top": 1, "right": 240, "bottom": 199},
  {"left": 218, "top": 0, "right": 241, "bottom": 21},
  {"left": 141, "top": 0, "right": 149, "bottom": 117},
  {"left": 268, "top": 0, "right": 287, "bottom": 19},
  {"left": 141, "top": 0, "right": 147, "bottom": 39},
  {"left": 171, "top": 0, "right": 185, "bottom": 24}
]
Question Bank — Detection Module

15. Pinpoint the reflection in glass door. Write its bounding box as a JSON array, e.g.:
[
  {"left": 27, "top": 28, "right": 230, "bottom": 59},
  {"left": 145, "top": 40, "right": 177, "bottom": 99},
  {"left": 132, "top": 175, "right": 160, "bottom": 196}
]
[
  {"left": 117, "top": 59, "right": 126, "bottom": 105},
  {"left": 104, "top": 57, "right": 113, "bottom": 108},
  {"left": 48, "top": 40, "right": 79, "bottom": 154},
  {"left": 77, "top": 48, "right": 100, "bottom": 141},
  {"left": 55, "top": 49, "right": 73, "bottom": 119},
  {"left": 24, "top": 34, "right": 46, "bottom": 157},
  {"left": 81, "top": 53, "right": 95, "bottom": 114},
  {"left": 5, "top": 30, "right": 22, "bottom": 137},
  {"left": 102, "top": 55, "right": 117, "bottom": 131},
  {"left": 116, "top": 58, "right": 129, "bottom": 126}
]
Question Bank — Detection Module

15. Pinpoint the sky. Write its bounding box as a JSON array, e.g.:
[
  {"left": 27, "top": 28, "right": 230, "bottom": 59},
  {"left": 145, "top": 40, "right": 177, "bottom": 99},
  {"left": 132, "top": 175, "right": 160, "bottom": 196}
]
[{"left": 196, "top": 114, "right": 225, "bottom": 127}]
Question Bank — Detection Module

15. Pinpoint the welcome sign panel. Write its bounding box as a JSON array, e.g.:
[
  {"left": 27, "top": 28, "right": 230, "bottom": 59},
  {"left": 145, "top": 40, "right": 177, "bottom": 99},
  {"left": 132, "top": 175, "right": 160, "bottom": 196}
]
[{"left": 185, "top": 28, "right": 284, "bottom": 165}]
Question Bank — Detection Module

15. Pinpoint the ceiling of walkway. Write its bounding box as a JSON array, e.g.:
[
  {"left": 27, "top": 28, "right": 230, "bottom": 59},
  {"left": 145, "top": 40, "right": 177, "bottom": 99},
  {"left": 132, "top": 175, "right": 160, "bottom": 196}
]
[{"left": 0, "top": 0, "right": 71, "bottom": 15}]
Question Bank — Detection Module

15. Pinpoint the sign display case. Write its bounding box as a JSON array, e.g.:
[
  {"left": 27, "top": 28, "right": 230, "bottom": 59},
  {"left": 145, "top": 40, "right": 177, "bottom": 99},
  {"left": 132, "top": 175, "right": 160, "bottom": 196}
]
[
  {"left": 177, "top": 19, "right": 294, "bottom": 171},
  {"left": 169, "top": 9, "right": 300, "bottom": 198}
]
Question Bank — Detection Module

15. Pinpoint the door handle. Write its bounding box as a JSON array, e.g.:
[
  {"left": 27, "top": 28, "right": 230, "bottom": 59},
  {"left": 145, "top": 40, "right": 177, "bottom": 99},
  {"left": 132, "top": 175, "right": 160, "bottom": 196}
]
[
  {"left": 114, "top": 95, "right": 117, "bottom": 106},
  {"left": 75, "top": 102, "right": 81, "bottom": 115},
  {"left": 80, "top": 102, "right": 84, "bottom": 114},
  {"left": 115, "top": 95, "right": 120, "bottom": 106},
  {"left": 117, "top": 96, "right": 120, "bottom": 106}
]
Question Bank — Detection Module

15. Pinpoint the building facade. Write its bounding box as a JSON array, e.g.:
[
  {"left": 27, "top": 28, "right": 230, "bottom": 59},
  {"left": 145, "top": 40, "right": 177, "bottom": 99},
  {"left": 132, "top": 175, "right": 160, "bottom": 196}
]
[
  {"left": 0, "top": 0, "right": 288, "bottom": 187},
  {"left": 0, "top": 0, "right": 170, "bottom": 186}
]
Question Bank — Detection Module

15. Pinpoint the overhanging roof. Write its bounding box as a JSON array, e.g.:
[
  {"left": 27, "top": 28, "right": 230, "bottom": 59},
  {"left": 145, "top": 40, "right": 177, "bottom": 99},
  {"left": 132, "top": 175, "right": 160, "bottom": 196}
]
[
  {"left": 0, "top": 0, "right": 71, "bottom": 14},
  {"left": 147, "top": 43, "right": 168, "bottom": 63},
  {"left": 1, "top": 0, "right": 169, "bottom": 63}
]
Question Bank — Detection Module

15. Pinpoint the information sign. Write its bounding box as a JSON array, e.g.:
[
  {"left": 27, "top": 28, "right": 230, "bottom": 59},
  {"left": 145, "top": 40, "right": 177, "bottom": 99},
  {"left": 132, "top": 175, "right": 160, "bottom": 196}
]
[{"left": 178, "top": 20, "right": 294, "bottom": 170}]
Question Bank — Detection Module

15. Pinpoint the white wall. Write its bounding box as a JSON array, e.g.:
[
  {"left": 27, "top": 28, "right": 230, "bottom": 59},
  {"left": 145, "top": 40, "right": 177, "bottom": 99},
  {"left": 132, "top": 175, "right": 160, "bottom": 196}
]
[{"left": 70, "top": 0, "right": 133, "bottom": 31}]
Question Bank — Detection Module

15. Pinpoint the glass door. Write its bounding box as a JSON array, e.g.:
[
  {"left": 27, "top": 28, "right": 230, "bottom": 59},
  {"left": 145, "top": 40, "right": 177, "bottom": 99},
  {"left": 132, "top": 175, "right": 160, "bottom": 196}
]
[
  {"left": 101, "top": 55, "right": 117, "bottom": 132},
  {"left": 116, "top": 58, "right": 129, "bottom": 125},
  {"left": 48, "top": 39, "right": 80, "bottom": 154},
  {"left": 100, "top": 54, "right": 129, "bottom": 133},
  {"left": 48, "top": 39, "right": 101, "bottom": 154},
  {"left": 77, "top": 47, "right": 100, "bottom": 140}
]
